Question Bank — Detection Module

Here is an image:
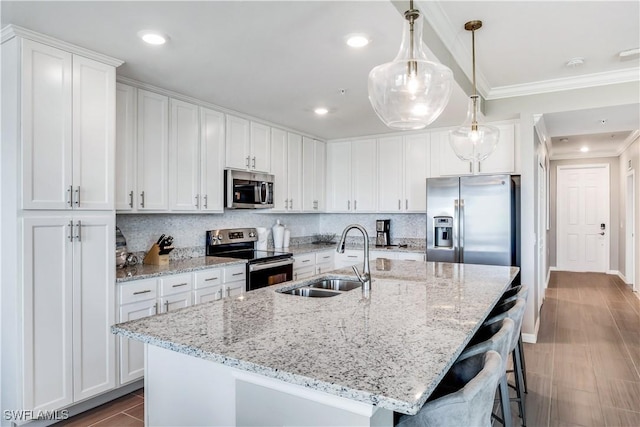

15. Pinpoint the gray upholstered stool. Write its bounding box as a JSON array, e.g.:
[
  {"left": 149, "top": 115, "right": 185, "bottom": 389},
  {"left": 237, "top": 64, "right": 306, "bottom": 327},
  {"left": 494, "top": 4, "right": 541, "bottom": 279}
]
[
  {"left": 396, "top": 351, "right": 503, "bottom": 427},
  {"left": 496, "top": 285, "right": 529, "bottom": 394},
  {"left": 484, "top": 298, "right": 527, "bottom": 426}
]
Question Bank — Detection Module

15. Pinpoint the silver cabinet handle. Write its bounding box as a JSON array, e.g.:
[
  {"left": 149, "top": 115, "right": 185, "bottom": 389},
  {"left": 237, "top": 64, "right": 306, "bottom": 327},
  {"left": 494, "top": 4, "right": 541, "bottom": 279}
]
[
  {"left": 294, "top": 272, "right": 298, "bottom": 280},
  {"left": 469, "top": 162, "right": 473, "bottom": 174},
  {"left": 75, "top": 220, "right": 81, "bottom": 242},
  {"left": 318, "top": 267, "right": 321, "bottom": 274},
  {"left": 354, "top": 200, "right": 357, "bottom": 211},
  {"left": 67, "top": 186, "right": 73, "bottom": 206},
  {"left": 290, "top": 199, "right": 293, "bottom": 209},
  {"left": 129, "top": 191, "right": 134, "bottom": 208},
  {"left": 301, "top": 259, "right": 311, "bottom": 263},
  {"left": 164, "top": 300, "right": 169, "bottom": 312},
  {"left": 172, "top": 283, "right": 188, "bottom": 288},
  {"left": 322, "top": 255, "right": 330, "bottom": 259},
  {"left": 232, "top": 272, "right": 243, "bottom": 277},
  {"left": 154, "top": 303, "right": 158, "bottom": 314},
  {"left": 204, "top": 277, "right": 219, "bottom": 282},
  {"left": 398, "top": 200, "right": 401, "bottom": 210},
  {"left": 204, "top": 195, "right": 208, "bottom": 209},
  {"left": 68, "top": 220, "right": 74, "bottom": 242},
  {"left": 225, "top": 287, "right": 231, "bottom": 298},
  {"left": 195, "top": 195, "right": 199, "bottom": 208},
  {"left": 347, "top": 200, "right": 351, "bottom": 210},
  {"left": 140, "top": 191, "right": 145, "bottom": 208},
  {"left": 252, "top": 157, "right": 256, "bottom": 169},
  {"left": 215, "top": 289, "right": 222, "bottom": 300},
  {"left": 245, "top": 156, "right": 250, "bottom": 168},
  {"left": 133, "top": 289, "right": 152, "bottom": 295},
  {"left": 406, "top": 199, "right": 408, "bottom": 210},
  {"left": 74, "top": 186, "right": 80, "bottom": 206},
  {"left": 478, "top": 162, "right": 481, "bottom": 174},
  {"left": 347, "top": 255, "right": 358, "bottom": 258},
  {"left": 284, "top": 199, "right": 288, "bottom": 210}
]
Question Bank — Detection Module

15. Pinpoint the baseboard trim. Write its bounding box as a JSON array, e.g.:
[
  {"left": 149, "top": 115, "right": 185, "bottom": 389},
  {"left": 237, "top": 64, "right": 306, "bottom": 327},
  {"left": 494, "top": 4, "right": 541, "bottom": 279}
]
[
  {"left": 549, "top": 266, "right": 559, "bottom": 271},
  {"left": 522, "top": 316, "right": 540, "bottom": 344}
]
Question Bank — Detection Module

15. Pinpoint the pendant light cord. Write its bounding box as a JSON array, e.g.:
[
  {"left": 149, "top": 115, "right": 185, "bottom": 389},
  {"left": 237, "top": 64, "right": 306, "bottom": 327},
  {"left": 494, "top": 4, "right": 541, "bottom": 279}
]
[{"left": 470, "top": 25, "right": 478, "bottom": 129}]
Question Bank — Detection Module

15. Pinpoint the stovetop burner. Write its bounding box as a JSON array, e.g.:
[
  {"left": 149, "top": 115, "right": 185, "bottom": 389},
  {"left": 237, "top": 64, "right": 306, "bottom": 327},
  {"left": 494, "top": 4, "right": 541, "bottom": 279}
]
[
  {"left": 205, "top": 228, "right": 292, "bottom": 263},
  {"left": 212, "top": 248, "right": 292, "bottom": 262}
]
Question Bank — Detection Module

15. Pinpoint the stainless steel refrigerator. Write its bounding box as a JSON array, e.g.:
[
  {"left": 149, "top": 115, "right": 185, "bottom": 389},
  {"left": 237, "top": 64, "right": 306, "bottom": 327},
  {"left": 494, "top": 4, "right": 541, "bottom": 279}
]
[{"left": 426, "top": 175, "right": 520, "bottom": 266}]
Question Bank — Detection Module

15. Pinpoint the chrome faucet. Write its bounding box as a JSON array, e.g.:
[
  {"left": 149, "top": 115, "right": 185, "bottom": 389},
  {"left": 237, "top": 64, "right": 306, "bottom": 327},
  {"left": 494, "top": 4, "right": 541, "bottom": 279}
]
[{"left": 336, "top": 224, "right": 371, "bottom": 290}]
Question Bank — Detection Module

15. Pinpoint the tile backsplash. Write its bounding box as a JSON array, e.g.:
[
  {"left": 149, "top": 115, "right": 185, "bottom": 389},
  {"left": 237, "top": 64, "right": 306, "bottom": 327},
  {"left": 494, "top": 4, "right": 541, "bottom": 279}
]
[{"left": 116, "top": 211, "right": 427, "bottom": 256}]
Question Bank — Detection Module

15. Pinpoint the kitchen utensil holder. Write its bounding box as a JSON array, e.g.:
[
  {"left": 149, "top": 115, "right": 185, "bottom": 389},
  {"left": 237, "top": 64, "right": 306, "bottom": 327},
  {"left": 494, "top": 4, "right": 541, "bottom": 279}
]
[{"left": 143, "top": 243, "right": 173, "bottom": 265}]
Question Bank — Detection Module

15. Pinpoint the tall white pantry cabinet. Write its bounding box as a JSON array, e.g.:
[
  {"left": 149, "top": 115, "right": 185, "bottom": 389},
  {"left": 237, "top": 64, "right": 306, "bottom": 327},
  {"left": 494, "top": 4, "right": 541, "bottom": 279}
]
[{"left": 1, "top": 27, "right": 122, "bottom": 414}]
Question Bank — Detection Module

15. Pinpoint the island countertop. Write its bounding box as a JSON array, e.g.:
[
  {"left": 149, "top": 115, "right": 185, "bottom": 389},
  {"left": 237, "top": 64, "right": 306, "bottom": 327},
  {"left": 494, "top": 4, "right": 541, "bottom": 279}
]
[{"left": 112, "top": 260, "right": 519, "bottom": 415}]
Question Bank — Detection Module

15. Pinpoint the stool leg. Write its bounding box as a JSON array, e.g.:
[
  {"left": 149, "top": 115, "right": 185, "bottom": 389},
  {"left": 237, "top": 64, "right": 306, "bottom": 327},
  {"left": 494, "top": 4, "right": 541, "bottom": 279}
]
[
  {"left": 513, "top": 346, "right": 526, "bottom": 426},
  {"left": 499, "top": 374, "right": 513, "bottom": 427},
  {"left": 518, "top": 335, "right": 528, "bottom": 394}
]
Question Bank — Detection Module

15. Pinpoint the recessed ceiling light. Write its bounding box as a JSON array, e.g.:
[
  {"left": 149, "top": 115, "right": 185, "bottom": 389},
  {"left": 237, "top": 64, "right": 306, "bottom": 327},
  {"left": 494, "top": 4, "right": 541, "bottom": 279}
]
[
  {"left": 314, "top": 107, "right": 329, "bottom": 116},
  {"left": 565, "top": 57, "right": 584, "bottom": 68},
  {"left": 580, "top": 146, "right": 589, "bottom": 153},
  {"left": 345, "top": 34, "right": 369, "bottom": 48},
  {"left": 138, "top": 30, "right": 167, "bottom": 45}
]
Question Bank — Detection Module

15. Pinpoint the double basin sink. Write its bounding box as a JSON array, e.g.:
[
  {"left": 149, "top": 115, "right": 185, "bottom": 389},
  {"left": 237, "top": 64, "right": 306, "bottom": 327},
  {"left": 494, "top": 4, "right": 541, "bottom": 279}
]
[{"left": 278, "top": 278, "right": 361, "bottom": 298}]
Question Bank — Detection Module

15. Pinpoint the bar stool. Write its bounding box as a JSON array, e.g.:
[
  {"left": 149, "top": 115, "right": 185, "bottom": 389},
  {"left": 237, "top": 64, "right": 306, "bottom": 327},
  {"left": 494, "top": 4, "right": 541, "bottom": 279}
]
[
  {"left": 497, "top": 285, "right": 529, "bottom": 394},
  {"left": 396, "top": 351, "right": 503, "bottom": 427},
  {"left": 484, "top": 298, "right": 527, "bottom": 426}
]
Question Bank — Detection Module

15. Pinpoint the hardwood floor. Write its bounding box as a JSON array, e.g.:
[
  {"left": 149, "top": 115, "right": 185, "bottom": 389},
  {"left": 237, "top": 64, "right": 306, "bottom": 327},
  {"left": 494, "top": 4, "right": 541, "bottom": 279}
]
[{"left": 56, "top": 271, "right": 639, "bottom": 426}]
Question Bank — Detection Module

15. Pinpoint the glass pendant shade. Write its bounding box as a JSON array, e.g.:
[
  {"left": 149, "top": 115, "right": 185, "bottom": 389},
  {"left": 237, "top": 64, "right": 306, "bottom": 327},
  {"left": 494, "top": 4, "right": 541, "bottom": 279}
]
[
  {"left": 368, "top": 9, "right": 453, "bottom": 130},
  {"left": 449, "top": 95, "right": 499, "bottom": 161}
]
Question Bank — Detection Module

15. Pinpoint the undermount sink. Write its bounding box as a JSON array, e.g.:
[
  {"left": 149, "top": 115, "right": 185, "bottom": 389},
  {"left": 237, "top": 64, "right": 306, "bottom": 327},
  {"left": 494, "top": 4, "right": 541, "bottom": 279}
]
[
  {"left": 280, "top": 288, "right": 341, "bottom": 297},
  {"left": 308, "top": 279, "right": 362, "bottom": 291},
  {"left": 278, "top": 277, "right": 362, "bottom": 297}
]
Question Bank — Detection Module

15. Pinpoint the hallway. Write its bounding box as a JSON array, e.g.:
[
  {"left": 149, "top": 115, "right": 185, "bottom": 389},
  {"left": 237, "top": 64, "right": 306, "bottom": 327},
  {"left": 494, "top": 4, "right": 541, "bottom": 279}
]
[{"left": 522, "top": 271, "right": 640, "bottom": 426}]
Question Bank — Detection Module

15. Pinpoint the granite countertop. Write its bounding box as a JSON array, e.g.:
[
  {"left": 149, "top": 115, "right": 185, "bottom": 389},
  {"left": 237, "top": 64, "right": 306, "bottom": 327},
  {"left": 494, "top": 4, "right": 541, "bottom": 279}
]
[
  {"left": 112, "top": 260, "right": 519, "bottom": 415},
  {"left": 116, "top": 256, "right": 246, "bottom": 283}
]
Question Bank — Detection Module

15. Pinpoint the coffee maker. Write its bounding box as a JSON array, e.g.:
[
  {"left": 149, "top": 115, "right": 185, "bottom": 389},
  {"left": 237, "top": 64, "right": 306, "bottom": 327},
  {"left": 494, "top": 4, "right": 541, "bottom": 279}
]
[{"left": 375, "top": 219, "right": 391, "bottom": 247}]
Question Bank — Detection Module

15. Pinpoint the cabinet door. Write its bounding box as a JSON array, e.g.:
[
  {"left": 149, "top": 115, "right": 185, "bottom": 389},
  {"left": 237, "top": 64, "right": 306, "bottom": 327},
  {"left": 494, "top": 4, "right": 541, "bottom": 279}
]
[
  {"left": 223, "top": 281, "right": 244, "bottom": 298},
  {"left": 194, "top": 286, "right": 223, "bottom": 304},
  {"left": 21, "top": 40, "right": 73, "bottom": 210},
  {"left": 270, "top": 128, "right": 288, "bottom": 211},
  {"left": 225, "top": 115, "right": 250, "bottom": 170},
  {"left": 404, "top": 133, "right": 430, "bottom": 212},
  {"left": 334, "top": 250, "right": 362, "bottom": 269},
  {"left": 137, "top": 89, "right": 169, "bottom": 210},
  {"left": 477, "top": 124, "right": 515, "bottom": 174},
  {"left": 118, "top": 299, "right": 157, "bottom": 384},
  {"left": 72, "top": 215, "right": 115, "bottom": 401},
  {"left": 301, "top": 137, "right": 316, "bottom": 212},
  {"left": 72, "top": 55, "right": 115, "bottom": 210},
  {"left": 351, "top": 139, "right": 377, "bottom": 212},
  {"left": 435, "top": 131, "right": 473, "bottom": 176},
  {"left": 169, "top": 99, "right": 200, "bottom": 211},
  {"left": 23, "top": 217, "right": 74, "bottom": 411},
  {"left": 115, "top": 83, "right": 137, "bottom": 211},
  {"left": 287, "top": 133, "right": 302, "bottom": 211},
  {"left": 250, "top": 122, "right": 271, "bottom": 172},
  {"left": 377, "top": 136, "right": 403, "bottom": 212},
  {"left": 200, "top": 108, "right": 225, "bottom": 212},
  {"left": 160, "top": 292, "right": 192, "bottom": 313},
  {"left": 314, "top": 140, "right": 326, "bottom": 211},
  {"left": 326, "top": 142, "right": 351, "bottom": 212}
]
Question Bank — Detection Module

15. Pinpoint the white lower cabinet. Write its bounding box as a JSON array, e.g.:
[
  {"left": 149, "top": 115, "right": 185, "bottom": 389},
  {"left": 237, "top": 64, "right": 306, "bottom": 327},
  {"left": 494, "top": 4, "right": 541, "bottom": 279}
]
[
  {"left": 293, "top": 253, "right": 315, "bottom": 280},
  {"left": 315, "top": 251, "right": 335, "bottom": 275},
  {"left": 117, "top": 264, "right": 245, "bottom": 384},
  {"left": 334, "top": 250, "right": 363, "bottom": 269},
  {"left": 23, "top": 214, "right": 115, "bottom": 412}
]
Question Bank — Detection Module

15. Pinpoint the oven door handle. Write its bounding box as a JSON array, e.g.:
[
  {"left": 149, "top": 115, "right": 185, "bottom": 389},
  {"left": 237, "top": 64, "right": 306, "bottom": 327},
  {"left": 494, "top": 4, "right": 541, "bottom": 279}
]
[{"left": 249, "top": 258, "right": 294, "bottom": 272}]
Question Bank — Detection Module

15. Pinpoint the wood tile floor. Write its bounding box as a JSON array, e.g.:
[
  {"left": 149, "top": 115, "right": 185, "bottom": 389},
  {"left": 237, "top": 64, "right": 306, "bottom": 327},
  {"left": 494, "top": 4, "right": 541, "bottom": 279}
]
[{"left": 56, "top": 271, "right": 639, "bottom": 426}]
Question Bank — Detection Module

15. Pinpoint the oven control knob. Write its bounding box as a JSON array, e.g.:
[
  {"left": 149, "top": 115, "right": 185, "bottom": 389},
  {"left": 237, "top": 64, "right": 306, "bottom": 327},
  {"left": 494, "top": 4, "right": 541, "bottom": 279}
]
[
  {"left": 217, "top": 235, "right": 223, "bottom": 241},
  {"left": 249, "top": 231, "right": 256, "bottom": 238}
]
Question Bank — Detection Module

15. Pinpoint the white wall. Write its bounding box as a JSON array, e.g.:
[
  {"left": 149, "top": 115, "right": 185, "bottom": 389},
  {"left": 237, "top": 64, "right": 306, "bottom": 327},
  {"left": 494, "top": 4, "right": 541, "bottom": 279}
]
[{"left": 618, "top": 136, "right": 640, "bottom": 288}]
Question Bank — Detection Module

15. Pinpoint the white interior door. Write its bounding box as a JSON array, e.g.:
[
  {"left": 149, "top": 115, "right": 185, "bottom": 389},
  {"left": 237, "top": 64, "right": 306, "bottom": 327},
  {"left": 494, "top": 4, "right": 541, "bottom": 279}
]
[
  {"left": 557, "top": 165, "right": 610, "bottom": 272},
  {"left": 538, "top": 162, "right": 546, "bottom": 307}
]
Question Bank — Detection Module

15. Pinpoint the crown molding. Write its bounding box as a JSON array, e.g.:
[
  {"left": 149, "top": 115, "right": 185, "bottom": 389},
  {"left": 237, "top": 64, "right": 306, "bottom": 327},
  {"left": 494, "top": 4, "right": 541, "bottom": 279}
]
[
  {"left": 549, "top": 152, "right": 619, "bottom": 161},
  {"left": 617, "top": 130, "right": 640, "bottom": 156},
  {"left": 487, "top": 68, "right": 640, "bottom": 100},
  {"left": 1, "top": 24, "right": 123, "bottom": 67}
]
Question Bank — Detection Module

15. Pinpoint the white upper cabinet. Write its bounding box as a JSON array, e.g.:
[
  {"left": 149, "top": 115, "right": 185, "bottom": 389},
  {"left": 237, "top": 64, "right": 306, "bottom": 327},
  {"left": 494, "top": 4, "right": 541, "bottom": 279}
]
[
  {"left": 225, "top": 116, "right": 270, "bottom": 173},
  {"left": 326, "top": 140, "right": 376, "bottom": 212},
  {"left": 287, "top": 133, "right": 302, "bottom": 211},
  {"left": 200, "top": 107, "right": 225, "bottom": 212},
  {"left": 169, "top": 99, "right": 200, "bottom": 211},
  {"left": 302, "top": 137, "right": 326, "bottom": 211},
  {"left": 377, "top": 136, "right": 403, "bottom": 212},
  {"left": 403, "top": 133, "right": 430, "bottom": 212},
  {"left": 136, "top": 89, "right": 169, "bottom": 210},
  {"left": 115, "top": 83, "right": 137, "bottom": 210},
  {"left": 432, "top": 123, "right": 518, "bottom": 177},
  {"left": 250, "top": 121, "right": 271, "bottom": 173},
  {"left": 270, "top": 128, "right": 289, "bottom": 211},
  {"left": 21, "top": 40, "right": 115, "bottom": 210}
]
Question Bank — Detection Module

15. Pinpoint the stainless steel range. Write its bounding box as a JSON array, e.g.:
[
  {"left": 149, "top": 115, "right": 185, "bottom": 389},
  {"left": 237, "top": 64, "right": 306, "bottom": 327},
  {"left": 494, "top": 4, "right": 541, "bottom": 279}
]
[{"left": 206, "top": 228, "right": 293, "bottom": 291}]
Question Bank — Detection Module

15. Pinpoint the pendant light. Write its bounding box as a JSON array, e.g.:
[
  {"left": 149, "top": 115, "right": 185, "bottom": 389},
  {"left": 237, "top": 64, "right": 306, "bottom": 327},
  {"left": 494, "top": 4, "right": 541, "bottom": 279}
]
[
  {"left": 368, "top": 0, "right": 453, "bottom": 130},
  {"left": 449, "top": 20, "right": 499, "bottom": 163}
]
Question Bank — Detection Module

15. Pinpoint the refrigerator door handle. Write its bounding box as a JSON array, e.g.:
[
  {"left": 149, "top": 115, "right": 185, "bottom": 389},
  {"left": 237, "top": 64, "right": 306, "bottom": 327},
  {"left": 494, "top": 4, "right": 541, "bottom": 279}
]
[
  {"left": 454, "top": 199, "right": 459, "bottom": 261},
  {"left": 459, "top": 199, "right": 465, "bottom": 263}
]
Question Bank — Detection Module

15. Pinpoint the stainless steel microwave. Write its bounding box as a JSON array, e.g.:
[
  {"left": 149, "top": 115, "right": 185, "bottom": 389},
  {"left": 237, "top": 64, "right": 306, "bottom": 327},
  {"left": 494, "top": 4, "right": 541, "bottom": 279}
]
[{"left": 225, "top": 169, "right": 274, "bottom": 209}]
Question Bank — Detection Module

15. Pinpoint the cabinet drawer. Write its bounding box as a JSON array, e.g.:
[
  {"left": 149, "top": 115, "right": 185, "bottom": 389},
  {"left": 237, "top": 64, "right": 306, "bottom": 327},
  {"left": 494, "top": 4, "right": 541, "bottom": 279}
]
[
  {"left": 159, "top": 273, "right": 193, "bottom": 296},
  {"left": 194, "top": 268, "right": 223, "bottom": 289},
  {"left": 293, "top": 266, "right": 315, "bottom": 281},
  {"left": 119, "top": 278, "right": 158, "bottom": 304},
  {"left": 224, "top": 264, "right": 246, "bottom": 283},
  {"left": 315, "top": 251, "right": 334, "bottom": 264},
  {"left": 293, "top": 253, "right": 315, "bottom": 269}
]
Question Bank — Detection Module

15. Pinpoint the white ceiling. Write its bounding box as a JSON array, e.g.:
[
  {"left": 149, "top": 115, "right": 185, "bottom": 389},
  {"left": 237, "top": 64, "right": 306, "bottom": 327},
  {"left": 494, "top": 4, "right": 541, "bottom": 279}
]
[{"left": 2, "top": 1, "right": 639, "bottom": 152}]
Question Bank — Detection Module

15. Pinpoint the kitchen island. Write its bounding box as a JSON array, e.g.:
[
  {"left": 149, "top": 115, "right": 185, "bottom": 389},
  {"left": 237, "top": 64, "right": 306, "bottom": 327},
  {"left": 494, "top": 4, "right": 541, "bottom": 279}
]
[{"left": 112, "top": 260, "right": 519, "bottom": 426}]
